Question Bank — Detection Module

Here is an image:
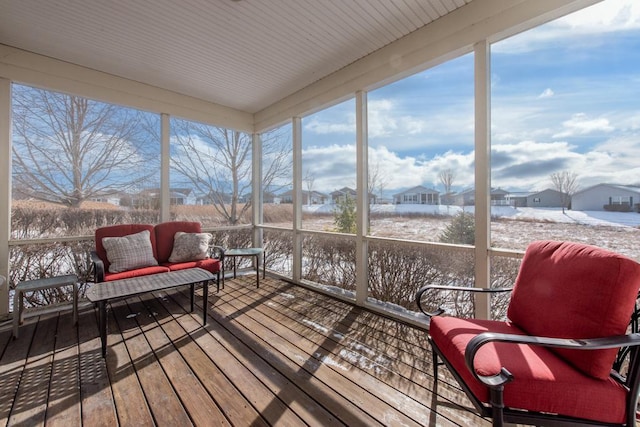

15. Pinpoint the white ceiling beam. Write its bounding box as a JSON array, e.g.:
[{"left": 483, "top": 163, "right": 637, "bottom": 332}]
[{"left": 0, "top": 44, "right": 253, "bottom": 132}]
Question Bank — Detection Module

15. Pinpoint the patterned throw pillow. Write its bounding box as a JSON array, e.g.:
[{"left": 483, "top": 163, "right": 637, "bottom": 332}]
[
  {"left": 102, "top": 230, "right": 158, "bottom": 273},
  {"left": 168, "top": 232, "right": 212, "bottom": 263}
]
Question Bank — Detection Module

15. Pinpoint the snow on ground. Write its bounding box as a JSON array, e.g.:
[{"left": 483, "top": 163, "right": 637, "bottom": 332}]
[
  {"left": 300, "top": 203, "right": 640, "bottom": 259},
  {"left": 303, "top": 203, "right": 640, "bottom": 228}
]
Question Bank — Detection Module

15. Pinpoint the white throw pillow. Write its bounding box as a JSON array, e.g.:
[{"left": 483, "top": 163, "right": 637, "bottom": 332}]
[
  {"left": 102, "top": 230, "right": 158, "bottom": 273},
  {"left": 168, "top": 232, "right": 212, "bottom": 263}
]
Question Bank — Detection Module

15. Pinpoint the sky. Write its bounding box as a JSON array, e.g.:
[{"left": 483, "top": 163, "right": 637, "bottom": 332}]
[{"left": 299, "top": 0, "right": 640, "bottom": 197}]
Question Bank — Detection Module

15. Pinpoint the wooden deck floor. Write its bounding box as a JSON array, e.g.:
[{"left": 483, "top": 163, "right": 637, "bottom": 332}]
[{"left": 0, "top": 275, "right": 489, "bottom": 426}]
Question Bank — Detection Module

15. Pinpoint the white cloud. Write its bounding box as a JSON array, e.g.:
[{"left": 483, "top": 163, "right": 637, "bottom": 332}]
[
  {"left": 538, "top": 88, "right": 554, "bottom": 98},
  {"left": 559, "top": 0, "right": 640, "bottom": 33},
  {"left": 304, "top": 117, "right": 355, "bottom": 135},
  {"left": 368, "top": 99, "right": 429, "bottom": 138},
  {"left": 493, "top": 0, "right": 640, "bottom": 54},
  {"left": 553, "top": 113, "right": 614, "bottom": 138}
]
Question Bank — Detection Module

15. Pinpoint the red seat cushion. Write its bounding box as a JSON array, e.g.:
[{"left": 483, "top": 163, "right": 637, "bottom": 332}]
[
  {"left": 430, "top": 316, "right": 629, "bottom": 424},
  {"left": 507, "top": 240, "right": 640, "bottom": 379},
  {"left": 154, "top": 222, "right": 202, "bottom": 264},
  {"left": 95, "top": 224, "right": 157, "bottom": 272},
  {"left": 103, "top": 265, "right": 170, "bottom": 281},
  {"left": 163, "top": 258, "right": 221, "bottom": 274}
]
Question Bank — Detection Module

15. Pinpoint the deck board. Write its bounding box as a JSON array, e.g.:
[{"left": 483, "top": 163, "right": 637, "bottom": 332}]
[{"left": 0, "top": 276, "right": 490, "bottom": 426}]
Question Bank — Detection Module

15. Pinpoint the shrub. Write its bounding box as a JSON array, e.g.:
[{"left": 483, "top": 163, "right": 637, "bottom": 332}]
[
  {"left": 333, "top": 196, "right": 357, "bottom": 234},
  {"left": 439, "top": 212, "right": 475, "bottom": 245},
  {"left": 603, "top": 204, "right": 632, "bottom": 212}
]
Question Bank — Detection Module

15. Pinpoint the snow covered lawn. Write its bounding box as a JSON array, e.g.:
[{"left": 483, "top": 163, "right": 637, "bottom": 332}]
[{"left": 301, "top": 204, "right": 640, "bottom": 260}]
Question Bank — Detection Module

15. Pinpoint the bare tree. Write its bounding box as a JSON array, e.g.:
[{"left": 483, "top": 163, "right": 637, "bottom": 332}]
[
  {"left": 439, "top": 168, "right": 456, "bottom": 206},
  {"left": 12, "top": 85, "right": 156, "bottom": 207},
  {"left": 304, "top": 169, "right": 315, "bottom": 206},
  {"left": 171, "top": 121, "right": 291, "bottom": 224},
  {"left": 368, "top": 161, "right": 389, "bottom": 205},
  {"left": 550, "top": 170, "right": 579, "bottom": 213},
  {"left": 439, "top": 169, "right": 456, "bottom": 193}
]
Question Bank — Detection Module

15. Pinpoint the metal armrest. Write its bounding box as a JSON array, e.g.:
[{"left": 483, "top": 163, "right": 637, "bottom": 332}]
[
  {"left": 209, "top": 245, "right": 226, "bottom": 262},
  {"left": 465, "top": 331, "right": 640, "bottom": 388},
  {"left": 415, "top": 284, "right": 512, "bottom": 318},
  {"left": 90, "top": 251, "right": 105, "bottom": 283}
]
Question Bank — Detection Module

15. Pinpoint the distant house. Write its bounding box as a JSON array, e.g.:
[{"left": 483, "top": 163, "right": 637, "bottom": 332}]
[
  {"left": 331, "top": 187, "right": 356, "bottom": 204},
  {"left": 454, "top": 188, "right": 475, "bottom": 206},
  {"left": 440, "top": 192, "right": 457, "bottom": 206},
  {"left": 90, "top": 192, "right": 123, "bottom": 206},
  {"left": 505, "top": 191, "right": 531, "bottom": 207},
  {"left": 526, "top": 188, "right": 565, "bottom": 208},
  {"left": 170, "top": 189, "right": 196, "bottom": 205},
  {"left": 490, "top": 188, "right": 509, "bottom": 206},
  {"left": 279, "top": 190, "right": 329, "bottom": 205},
  {"left": 572, "top": 184, "right": 640, "bottom": 212},
  {"left": 392, "top": 185, "right": 440, "bottom": 205},
  {"left": 263, "top": 191, "right": 278, "bottom": 204},
  {"left": 129, "top": 188, "right": 194, "bottom": 207},
  {"left": 453, "top": 188, "right": 507, "bottom": 206},
  {"left": 328, "top": 187, "right": 377, "bottom": 204},
  {"left": 196, "top": 190, "right": 232, "bottom": 205}
]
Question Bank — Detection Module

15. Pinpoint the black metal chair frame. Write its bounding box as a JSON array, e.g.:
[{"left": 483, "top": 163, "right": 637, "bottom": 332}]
[{"left": 416, "top": 284, "right": 640, "bottom": 427}]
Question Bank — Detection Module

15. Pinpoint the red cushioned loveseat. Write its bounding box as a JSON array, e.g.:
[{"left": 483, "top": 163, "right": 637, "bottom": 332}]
[
  {"left": 91, "top": 221, "right": 223, "bottom": 289},
  {"left": 416, "top": 240, "right": 640, "bottom": 426}
]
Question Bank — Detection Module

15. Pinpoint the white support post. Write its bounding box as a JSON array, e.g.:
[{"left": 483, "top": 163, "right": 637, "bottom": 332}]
[
  {"left": 160, "top": 113, "right": 171, "bottom": 222},
  {"left": 355, "top": 91, "right": 368, "bottom": 306},
  {"left": 252, "top": 133, "right": 263, "bottom": 247},
  {"left": 474, "top": 40, "right": 491, "bottom": 320},
  {"left": 292, "top": 117, "right": 302, "bottom": 282},
  {"left": 0, "top": 78, "right": 10, "bottom": 316}
]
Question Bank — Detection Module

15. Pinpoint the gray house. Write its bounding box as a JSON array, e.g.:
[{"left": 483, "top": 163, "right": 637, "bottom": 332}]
[
  {"left": 572, "top": 184, "right": 640, "bottom": 211},
  {"left": 280, "top": 190, "right": 328, "bottom": 205},
  {"left": 454, "top": 187, "right": 507, "bottom": 206},
  {"left": 526, "top": 189, "right": 565, "bottom": 208},
  {"left": 393, "top": 185, "right": 440, "bottom": 205},
  {"left": 505, "top": 191, "right": 530, "bottom": 207}
]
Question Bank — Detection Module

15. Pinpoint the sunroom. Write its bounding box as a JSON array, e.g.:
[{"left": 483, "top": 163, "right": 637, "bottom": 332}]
[{"left": 0, "top": 0, "right": 639, "bottom": 425}]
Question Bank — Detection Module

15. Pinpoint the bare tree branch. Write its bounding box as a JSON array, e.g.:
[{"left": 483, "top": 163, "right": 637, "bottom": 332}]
[
  {"left": 12, "top": 85, "right": 157, "bottom": 207},
  {"left": 171, "top": 121, "right": 291, "bottom": 224},
  {"left": 550, "top": 170, "right": 579, "bottom": 213}
]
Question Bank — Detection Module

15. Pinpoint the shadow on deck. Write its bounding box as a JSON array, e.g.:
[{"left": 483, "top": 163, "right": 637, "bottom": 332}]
[{"left": 0, "top": 276, "right": 488, "bottom": 426}]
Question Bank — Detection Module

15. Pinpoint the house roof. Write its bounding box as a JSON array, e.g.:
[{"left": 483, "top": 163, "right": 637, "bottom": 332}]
[
  {"left": 331, "top": 187, "right": 357, "bottom": 196},
  {"left": 574, "top": 183, "right": 640, "bottom": 196},
  {"left": 0, "top": 1, "right": 593, "bottom": 132},
  {"left": 392, "top": 185, "right": 440, "bottom": 197}
]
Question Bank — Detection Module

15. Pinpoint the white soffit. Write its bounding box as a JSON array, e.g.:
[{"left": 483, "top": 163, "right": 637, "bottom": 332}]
[{"left": 0, "top": 0, "right": 472, "bottom": 114}]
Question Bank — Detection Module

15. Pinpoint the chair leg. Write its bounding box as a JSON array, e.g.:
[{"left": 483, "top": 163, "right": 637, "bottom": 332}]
[
  {"left": 489, "top": 386, "right": 506, "bottom": 427},
  {"left": 432, "top": 347, "right": 439, "bottom": 391}
]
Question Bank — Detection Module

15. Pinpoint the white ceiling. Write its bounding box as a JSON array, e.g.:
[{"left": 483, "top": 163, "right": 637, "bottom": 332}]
[{"left": 0, "top": 0, "right": 472, "bottom": 115}]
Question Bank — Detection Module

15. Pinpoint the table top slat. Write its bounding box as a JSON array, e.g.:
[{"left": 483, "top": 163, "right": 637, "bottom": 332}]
[
  {"left": 225, "top": 248, "right": 263, "bottom": 256},
  {"left": 86, "top": 268, "right": 214, "bottom": 302},
  {"left": 16, "top": 275, "right": 78, "bottom": 292}
]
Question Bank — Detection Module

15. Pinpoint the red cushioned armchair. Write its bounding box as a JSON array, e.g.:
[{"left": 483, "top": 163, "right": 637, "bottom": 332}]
[{"left": 416, "top": 240, "right": 640, "bottom": 426}]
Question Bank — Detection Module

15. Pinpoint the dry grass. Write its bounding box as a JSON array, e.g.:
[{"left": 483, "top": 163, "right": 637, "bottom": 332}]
[{"left": 13, "top": 199, "right": 121, "bottom": 210}]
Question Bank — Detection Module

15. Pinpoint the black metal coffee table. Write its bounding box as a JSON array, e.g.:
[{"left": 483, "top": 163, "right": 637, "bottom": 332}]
[{"left": 86, "top": 268, "right": 215, "bottom": 357}]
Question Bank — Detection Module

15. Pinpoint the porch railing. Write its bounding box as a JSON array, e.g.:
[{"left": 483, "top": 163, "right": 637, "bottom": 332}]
[{"left": 8, "top": 227, "right": 524, "bottom": 323}]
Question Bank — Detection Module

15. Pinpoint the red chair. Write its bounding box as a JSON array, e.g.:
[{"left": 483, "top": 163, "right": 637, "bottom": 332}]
[{"left": 416, "top": 240, "right": 640, "bottom": 426}]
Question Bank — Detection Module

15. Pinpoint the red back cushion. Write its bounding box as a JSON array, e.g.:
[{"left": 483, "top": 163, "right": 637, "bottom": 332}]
[
  {"left": 154, "top": 221, "right": 202, "bottom": 263},
  {"left": 508, "top": 240, "right": 640, "bottom": 379},
  {"left": 95, "top": 224, "right": 156, "bottom": 271}
]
